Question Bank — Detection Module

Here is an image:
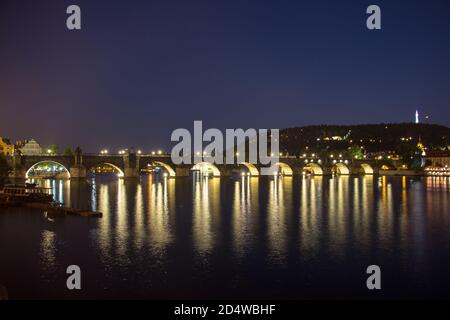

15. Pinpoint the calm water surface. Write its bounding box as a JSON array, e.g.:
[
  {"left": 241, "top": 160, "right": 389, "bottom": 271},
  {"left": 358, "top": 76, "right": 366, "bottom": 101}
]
[{"left": 1, "top": 175, "right": 450, "bottom": 299}]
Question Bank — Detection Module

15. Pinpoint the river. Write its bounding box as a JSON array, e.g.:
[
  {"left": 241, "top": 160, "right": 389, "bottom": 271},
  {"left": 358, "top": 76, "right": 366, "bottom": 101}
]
[{"left": 0, "top": 174, "right": 449, "bottom": 299}]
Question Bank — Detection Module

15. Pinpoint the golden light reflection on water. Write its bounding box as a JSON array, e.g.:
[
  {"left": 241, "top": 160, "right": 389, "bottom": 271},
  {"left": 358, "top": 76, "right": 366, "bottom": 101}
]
[
  {"left": 327, "top": 175, "right": 350, "bottom": 259},
  {"left": 425, "top": 177, "right": 450, "bottom": 233},
  {"left": 116, "top": 179, "right": 128, "bottom": 257},
  {"left": 299, "top": 176, "right": 323, "bottom": 255},
  {"left": 377, "top": 176, "right": 394, "bottom": 247},
  {"left": 94, "top": 175, "right": 176, "bottom": 261},
  {"left": 232, "top": 177, "right": 259, "bottom": 258},
  {"left": 398, "top": 176, "right": 408, "bottom": 246},
  {"left": 28, "top": 178, "right": 71, "bottom": 205},
  {"left": 98, "top": 182, "right": 111, "bottom": 256},
  {"left": 147, "top": 175, "right": 175, "bottom": 250},
  {"left": 358, "top": 175, "right": 374, "bottom": 254},
  {"left": 134, "top": 182, "right": 144, "bottom": 247},
  {"left": 39, "top": 229, "right": 56, "bottom": 272},
  {"left": 31, "top": 174, "right": 449, "bottom": 274},
  {"left": 267, "top": 176, "right": 293, "bottom": 264},
  {"left": 193, "top": 175, "right": 221, "bottom": 254}
]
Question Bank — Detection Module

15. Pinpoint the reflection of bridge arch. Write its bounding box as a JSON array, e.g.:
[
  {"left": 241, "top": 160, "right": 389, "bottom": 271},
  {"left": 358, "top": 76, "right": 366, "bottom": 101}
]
[
  {"left": 273, "top": 162, "right": 293, "bottom": 176},
  {"left": 360, "top": 163, "right": 374, "bottom": 175},
  {"left": 88, "top": 162, "right": 124, "bottom": 178},
  {"left": 333, "top": 163, "right": 350, "bottom": 175},
  {"left": 239, "top": 162, "right": 259, "bottom": 176},
  {"left": 303, "top": 163, "right": 323, "bottom": 175},
  {"left": 192, "top": 162, "right": 221, "bottom": 177},
  {"left": 25, "top": 161, "right": 71, "bottom": 179},
  {"left": 150, "top": 161, "right": 176, "bottom": 177}
]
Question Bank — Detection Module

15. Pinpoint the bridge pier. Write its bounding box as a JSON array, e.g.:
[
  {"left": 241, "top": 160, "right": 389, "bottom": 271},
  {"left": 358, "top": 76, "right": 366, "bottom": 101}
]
[
  {"left": 69, "top": 166, "right": 86, "bottom": 179},
  {"left": 123, "top": 167, "right": 139, "bottom": 178},
  {"left": 175, "top": 167, "right": 190, "bottom": 177},
  {"left": 9, "top": 169, "right": 26, "bottom": 179}
]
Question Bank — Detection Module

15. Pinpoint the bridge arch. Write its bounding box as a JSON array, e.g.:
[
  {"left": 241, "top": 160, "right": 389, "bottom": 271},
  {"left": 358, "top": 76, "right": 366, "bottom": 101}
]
[
  {"left": 303, "top": 163, "right": 323, "bottom": 175},
  {"left": 25, "top": 161, "right": 71, "bottom": 179},
  {"left": 333, "top": 162, "right": 350, "bottom": 175},
  {"left": 239, "top": 162, "right": 259, "bottom": 176},
  {"left": 87, "top": 162, "right": 125, "bottom": 178},
  {"left": 149, "top": 161, "right": 176, "bottom": 177},
  {"left": 360, "top": 163, "right": 374, "bottom": 175},
  {"left": 272, "top": 162, "right": 293, "bottom": 176},
  {"left": 192, "top": 162, "right": 221, "bottom": 177}
]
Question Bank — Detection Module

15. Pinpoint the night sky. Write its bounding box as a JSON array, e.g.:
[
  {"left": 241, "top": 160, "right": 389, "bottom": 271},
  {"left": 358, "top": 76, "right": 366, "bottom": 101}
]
[{"left": 1, "top": 0, "right": 449, "bottom": 152}]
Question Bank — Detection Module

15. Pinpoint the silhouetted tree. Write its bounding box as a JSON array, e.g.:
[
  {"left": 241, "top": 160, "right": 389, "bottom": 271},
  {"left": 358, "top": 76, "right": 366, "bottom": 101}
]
[
  {"left": 349, "top": 145, "right": 364, "bottom": 159},
  {"left": 47, "top": 144, "right": 59, "bottom": 155},
  {"left": 63, "top": 147, "right": 74, "bottom": 156}
]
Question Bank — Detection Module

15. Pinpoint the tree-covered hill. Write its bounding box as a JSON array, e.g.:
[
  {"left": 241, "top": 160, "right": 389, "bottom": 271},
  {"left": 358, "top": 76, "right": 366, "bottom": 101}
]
[{"left": 280, "top": 123, "right": 450, "bottom": 155}]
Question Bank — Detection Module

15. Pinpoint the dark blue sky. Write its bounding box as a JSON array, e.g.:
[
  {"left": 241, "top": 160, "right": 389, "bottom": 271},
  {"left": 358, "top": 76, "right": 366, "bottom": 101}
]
[{"left": 1, "top": 0, "right": 449, "bottom": 151}]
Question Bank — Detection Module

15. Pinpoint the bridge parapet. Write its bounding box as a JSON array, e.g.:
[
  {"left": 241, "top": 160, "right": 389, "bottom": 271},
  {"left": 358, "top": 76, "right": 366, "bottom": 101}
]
[{"left": 5, "top": 151, "right": 390, "bottom": 179}]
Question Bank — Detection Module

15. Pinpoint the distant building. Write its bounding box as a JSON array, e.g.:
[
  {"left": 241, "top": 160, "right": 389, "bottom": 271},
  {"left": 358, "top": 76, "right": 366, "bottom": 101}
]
[
  {"left": 415, "top": 110, "right": 419, "bottom": 124},
  {"left": 0, "top": 137, "right": 14, "bottom": 156},
  {"left": 16, "top": 139, "right": 43, "bottom": 155},
  {"left": 424, "top": 150, "right": 450, "bottom": 176},
  {"left": 425, "top": 150, "right": 450, "bottom": 167}
]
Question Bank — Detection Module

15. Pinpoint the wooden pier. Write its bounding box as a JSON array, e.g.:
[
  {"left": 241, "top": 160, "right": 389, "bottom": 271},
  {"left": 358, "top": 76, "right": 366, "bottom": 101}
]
[
  {"left": 23, "top": 202, "right": 102, "bottom": 217},
  {"left": 0, "top": 185, "right": 102, "bottom": 218}
]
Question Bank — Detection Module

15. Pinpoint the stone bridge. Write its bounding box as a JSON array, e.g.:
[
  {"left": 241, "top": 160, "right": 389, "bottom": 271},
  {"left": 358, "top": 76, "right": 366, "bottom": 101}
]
[{"left": 6, "top": 151, "right": 392, "bottom": 179}]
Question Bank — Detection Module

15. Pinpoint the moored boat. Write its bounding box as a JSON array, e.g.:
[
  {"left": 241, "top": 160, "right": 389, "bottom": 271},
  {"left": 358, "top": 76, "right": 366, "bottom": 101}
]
[{"left": 0, "top": 185, "right": 54, "bottom": 203}]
